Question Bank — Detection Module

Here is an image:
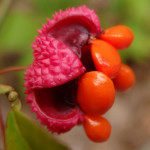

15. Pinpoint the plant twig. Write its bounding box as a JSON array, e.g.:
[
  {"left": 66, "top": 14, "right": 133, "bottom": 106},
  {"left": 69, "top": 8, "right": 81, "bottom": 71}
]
[
  {"left": 0, "top": 66, "right": 28, "bottom": 76},
  {"left": 0, "top": 101, "right": 6, "bottom": 150}
]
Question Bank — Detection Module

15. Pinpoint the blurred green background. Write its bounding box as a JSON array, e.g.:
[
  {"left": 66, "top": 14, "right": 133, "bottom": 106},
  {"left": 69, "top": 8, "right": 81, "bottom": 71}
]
[{"left": 0, "top": 0, "right": 150, "bottom": 150}]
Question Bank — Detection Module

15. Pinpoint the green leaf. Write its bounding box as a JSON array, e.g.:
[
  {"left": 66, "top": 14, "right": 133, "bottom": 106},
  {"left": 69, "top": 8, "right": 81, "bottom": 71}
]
[{"left": 6, "top": 110, "right": 69, "bottom": 150}]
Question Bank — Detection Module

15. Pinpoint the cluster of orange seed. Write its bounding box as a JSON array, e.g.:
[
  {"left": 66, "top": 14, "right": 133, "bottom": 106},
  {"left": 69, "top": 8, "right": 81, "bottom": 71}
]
[{"left": 77, "top": 25, "right": 135, "bottom": 142}]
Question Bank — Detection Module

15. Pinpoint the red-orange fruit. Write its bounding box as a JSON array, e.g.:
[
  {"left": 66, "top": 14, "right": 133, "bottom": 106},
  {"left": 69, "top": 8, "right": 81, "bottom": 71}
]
[
  {"left": 99, "top": 25, "right": 134, "bottom": 49},
  {"left": 83, "top": 115, "right": 111, "bottom": 142},
  {"left": 77, "top": 71, "right": 115, "bottom": 115},
  {"left": 113, "top": 64, "right": 135, "bottom": 91},
  {"left": 91, "top": 39, "right": 121, "bottom": 78}
]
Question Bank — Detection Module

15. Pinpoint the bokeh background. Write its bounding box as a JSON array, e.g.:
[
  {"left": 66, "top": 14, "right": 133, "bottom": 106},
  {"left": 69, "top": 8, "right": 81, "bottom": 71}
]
[{"left": 0, "top": 0, "right": 150, "bottom": 150}]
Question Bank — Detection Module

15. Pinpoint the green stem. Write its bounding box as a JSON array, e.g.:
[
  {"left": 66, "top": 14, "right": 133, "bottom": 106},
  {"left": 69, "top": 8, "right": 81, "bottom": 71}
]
[
  {"left": 0, "top": 65, "right": 26, "bottom": 149},
  {"left": 0, "top": 84, "right": 22, "bottom": 111},
  {"left": 0, "top": 84, "right": 22, "bottom": 150}
]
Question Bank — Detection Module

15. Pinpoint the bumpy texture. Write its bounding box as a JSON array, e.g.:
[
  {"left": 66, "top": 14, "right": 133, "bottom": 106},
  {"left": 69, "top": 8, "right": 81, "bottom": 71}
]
[
  {"left": 37, "top": 5, "right": 101, "bottom": 36},
  {"left": 24, "top": 6, "right": 101, "bottom": 133},
  {"left": 24, "top": 36, "right": 85, "bottom": 133},
  {"left": 24, "top": 36, "right": 85, "bottom": 89}
]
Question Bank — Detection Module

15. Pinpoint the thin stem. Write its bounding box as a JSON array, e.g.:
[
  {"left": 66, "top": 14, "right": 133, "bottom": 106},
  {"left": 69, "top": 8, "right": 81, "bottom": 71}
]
[
  {"left": 0, "top": 101, "right": 6, "bottom": 150},
  {"left": 0, "top": 66, "right": 28, "bottom": 76}
]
